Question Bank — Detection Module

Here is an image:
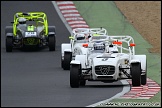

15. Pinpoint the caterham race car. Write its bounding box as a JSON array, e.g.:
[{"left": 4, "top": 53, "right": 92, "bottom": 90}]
[
  {"left": 5, "top": 12, "right": 56, "bottom": 52},
  {"left": 61, "top": 27, "right": 108, "bottom": 70},
  {"left": 69, "top": 35, "right": 147, "bottom": 88}
]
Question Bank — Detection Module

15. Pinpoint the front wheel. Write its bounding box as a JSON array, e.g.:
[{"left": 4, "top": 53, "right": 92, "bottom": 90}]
[
  {"left": 131, "top": 63, "right": 141, "bottom": 86},
  {"left": 6, "top": 36, "right": 13, "bottom": 52},
  {"left": 70, "top": 64, "right": 81, "bottom": 88},
  {"left": 141, "top": 60, "right": 147, "bottom": 85}
]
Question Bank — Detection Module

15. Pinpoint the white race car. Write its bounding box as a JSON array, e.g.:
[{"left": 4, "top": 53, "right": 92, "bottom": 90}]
[
  {"left": 61, "top": 27, "right": 108, "bottom": 70},
  {"left": 70, "top": 35, "right": 147, "bottom": 88}
]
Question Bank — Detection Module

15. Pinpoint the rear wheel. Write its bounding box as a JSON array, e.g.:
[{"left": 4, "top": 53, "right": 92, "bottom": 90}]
[
  {"left": 48, "top": 35, "right": 55, "bottom": 51},
  {"left": 48, "top": 26, "right": 56, "bottom": 51},
  {"left": 131, "top": 63, "right": 141, "bottom": 86},
  {"left": 6, "top": 36, "right": 13, "bottom": 52},
  {"left": 63, "top": 52, "right": 72, "bottom": 70},
  {"left": 70, "top": 64, "right": 81, "bottom": 88}
]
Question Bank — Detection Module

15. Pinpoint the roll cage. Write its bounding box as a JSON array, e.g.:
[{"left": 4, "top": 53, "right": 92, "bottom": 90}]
[
  {"left": 82, "top": 35, "right": 136, "bottom": 61},
  {"left": 12, "top": 12, "right": 48, "bottom": 36},
  {"left": 69, "top": 27, "right": 108, "bottom": 52},
  {"left": 69, "top": 27, "right": 108, "bottom": 40}
]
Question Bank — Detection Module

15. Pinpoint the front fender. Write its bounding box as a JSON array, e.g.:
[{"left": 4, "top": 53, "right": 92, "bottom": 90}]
[
  {"left": 74, "top": 55, "right": 87, "bottom": 68},
  {"left": 131, "top": 55, "right": 147, "bottom": 71},
  {"left": 70, "top": 60, "right": 81, "bottom": 65}
]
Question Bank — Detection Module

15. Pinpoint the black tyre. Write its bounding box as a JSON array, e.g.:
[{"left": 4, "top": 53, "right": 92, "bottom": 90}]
[
  {"left": 48, "top": 26, "right": 56, "bottom": 51},
  {"left": 6, "top": 36, "right": 13, "bottom": 52},
  {"left": 63, "top": 52, "right": 72, "bottom": 70},
  {"left": 80, "top": 80, "right": 86, "bottom": 86},
  {"left": 48, "top": 35, "right": 55, "bottom": 51},
  {"left": 141, "top": 60, "right": 147, "bottom": 85},
  {"left": 5, "top": 26, "right": 13, "bottom": 52},
  {"left": 131, "top": 63, "right": 141, "bottom": 86},
  {"left": 61, "top": 58, "right": 64, "bottom": 69},
  {"left": 70, "top": 64, "right": 81, "bottom": 88}
]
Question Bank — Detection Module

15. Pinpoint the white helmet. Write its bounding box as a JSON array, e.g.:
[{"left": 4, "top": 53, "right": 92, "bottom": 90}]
[
  {"left": 94, "top": 41, "right": 105, "bottom": 50},
  {"left": 18, "top": 17, "right": 26, "bottom": 24},
  {"left": 76, "top": 34, "right": 85, "bottom": 40}
]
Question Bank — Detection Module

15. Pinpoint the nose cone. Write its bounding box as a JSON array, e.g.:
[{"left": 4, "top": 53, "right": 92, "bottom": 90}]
[{"left": 93, "top": 55, "right": 118, "bottom": 66}]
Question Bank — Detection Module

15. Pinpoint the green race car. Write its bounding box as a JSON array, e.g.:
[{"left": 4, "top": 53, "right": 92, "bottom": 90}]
[{"left": 5, "top": 12, "right": 56, "bottom": 52}]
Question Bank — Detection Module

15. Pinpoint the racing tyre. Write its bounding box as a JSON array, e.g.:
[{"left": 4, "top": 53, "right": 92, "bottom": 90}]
[
  {"left": 141, "top": 60, "right": 147, "bottom": 85},
  {"left": 5, "top": 26, "right": 13, "bottom": 52},
  {"left": 48, "top": 35, "right": 55, "bottom": 51},
  {"left": 61, "top": 57, "right": 64, "bottom": 69},
  {"left": 6, "top": 36, "right": 13, "bottom": 52},
  {"left": 131, "top": 63, "right": 141, "bottom": 86},
  {"left": 48, "top": 26, "right": 56, "bottom": 51},
  {"left": 63, "top": 52, "right": 72, "bottom": 70},
  {"left": 80, "top": 80, "right": 86, "bottom": 86},
  {"left": 70, "top": 64, "right": 81, "bottom": 88}
]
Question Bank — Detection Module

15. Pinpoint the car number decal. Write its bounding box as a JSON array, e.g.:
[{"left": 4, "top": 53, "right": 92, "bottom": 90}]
[{"left": 25, "top": 32, "right": 37, "bottom": 37}]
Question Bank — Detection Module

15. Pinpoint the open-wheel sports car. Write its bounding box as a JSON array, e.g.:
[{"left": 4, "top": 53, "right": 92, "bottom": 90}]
[
  {"left": 61, "top": 27, "right": 108, "bottom": 70},
  {"left": 5, "top": 12, "right": 56, "bottom": 52},
  {"left": 69, "top": 35, "right": 147, "bottom": 88}
]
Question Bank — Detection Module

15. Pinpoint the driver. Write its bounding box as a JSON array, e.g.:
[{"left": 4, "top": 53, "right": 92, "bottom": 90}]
[
  {"left": 18, "top": 17, "right": 27, "bottom": 25},
  {"left": 76, "top": 34, "right": 85, "bottom": 40},
  {"left": 17, "top": 17, "right": 27, "bottom": 32},
  {"left": 93, "top": 41, "right": 105, "bottom": 51}
]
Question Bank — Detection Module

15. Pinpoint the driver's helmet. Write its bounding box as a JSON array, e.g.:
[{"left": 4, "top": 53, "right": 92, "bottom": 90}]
[
  {"left": 76, "top": 34, "right": 85, "bottom": 40},
  {"left": 93, "top": 41, "right": 105, "bottom": 50},
  {"left": 18, "top": 17, "right": 27, "bottom": 24}
]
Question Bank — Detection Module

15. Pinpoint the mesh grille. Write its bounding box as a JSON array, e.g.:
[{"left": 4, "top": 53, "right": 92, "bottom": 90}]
[
  {"left": 95, "top": 65, "right": 115, "bottom": 75},
  {"left": 23, "top": 38, "right": 39, "bottom": 45}
]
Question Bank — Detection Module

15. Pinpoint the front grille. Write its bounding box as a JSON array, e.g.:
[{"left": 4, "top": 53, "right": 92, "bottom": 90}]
[
  {"left": 95, "top": 65, "right": 115, "bottom": 75},
  {"left": 23, "top": 38, "right": 39, "bottom": 45}
]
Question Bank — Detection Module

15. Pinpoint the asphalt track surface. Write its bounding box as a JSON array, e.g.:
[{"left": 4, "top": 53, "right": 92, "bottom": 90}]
[{"left": 1, "top": 1, "right": 125, "bottom": 107}]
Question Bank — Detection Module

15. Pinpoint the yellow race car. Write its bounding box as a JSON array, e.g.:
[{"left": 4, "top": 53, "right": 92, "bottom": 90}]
[{"left": 5, "top": 12, "right": 56, "bottom": 52}]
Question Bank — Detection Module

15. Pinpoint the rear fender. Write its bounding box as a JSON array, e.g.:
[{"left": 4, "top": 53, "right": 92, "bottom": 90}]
[
  {"left": 48, "top": 32, "right": 55, "bottom": 36},
  {"left": 70, "top": 60, "right": 81, "bottom": 65}
]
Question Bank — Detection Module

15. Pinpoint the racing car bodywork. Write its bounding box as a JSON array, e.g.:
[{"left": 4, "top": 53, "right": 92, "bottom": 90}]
[
  {"left": 5, "top": 12, "right": 56, "bottom": 52},
  {"left": 61, "top": 27, "right": 108, "bottom": 70},
  {"left": 69, "top": 35, "right": 147, "bottom": 88}
]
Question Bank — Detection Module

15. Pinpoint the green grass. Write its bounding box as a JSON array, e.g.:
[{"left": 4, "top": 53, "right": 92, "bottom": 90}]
[{"left": 73, "top": 1, "right": 161, "bottom": 107}]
